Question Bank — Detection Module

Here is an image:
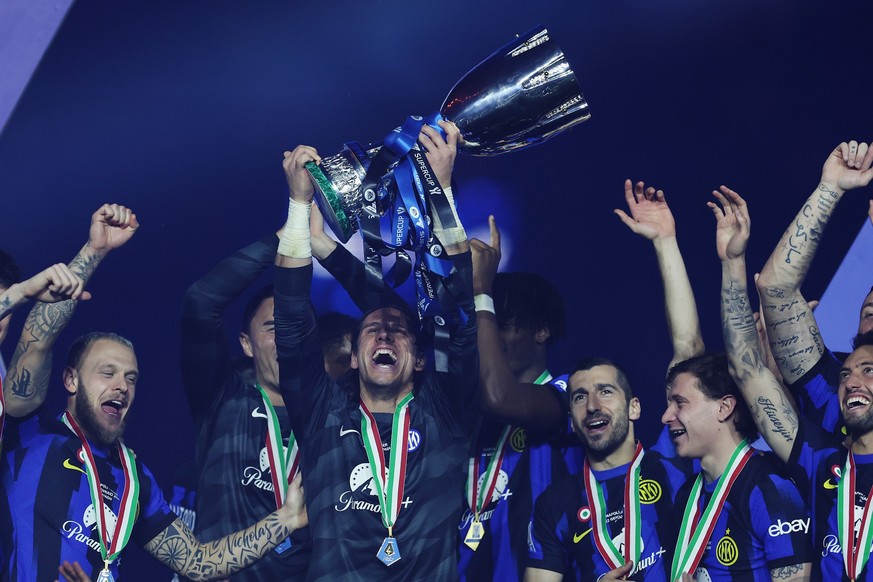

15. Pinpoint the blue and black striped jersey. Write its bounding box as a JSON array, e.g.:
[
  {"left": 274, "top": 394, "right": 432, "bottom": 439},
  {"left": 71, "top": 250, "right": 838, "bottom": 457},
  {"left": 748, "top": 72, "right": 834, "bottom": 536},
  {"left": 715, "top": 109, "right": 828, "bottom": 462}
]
[
  {"left": 791, "top": 418, "right": 873, "bottom": 581},
  {"left": 527, "top": 449, "right": 689, "bottom": 581},
  {"left": 458, "top": 401, "right": 585, "bottom": 582},
  {"left": 1, "top": 415, "right": 176, "bottom": 581},
  {"left": 677, "top": 451, "right": 812, "bottom": 582}
]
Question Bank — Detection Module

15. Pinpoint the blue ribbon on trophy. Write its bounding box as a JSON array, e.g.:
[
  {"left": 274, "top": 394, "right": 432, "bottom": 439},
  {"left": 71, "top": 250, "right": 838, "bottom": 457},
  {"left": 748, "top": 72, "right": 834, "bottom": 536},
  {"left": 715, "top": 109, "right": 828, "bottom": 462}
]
[{"left": 305, "top": 26, "right": 591, "bottom": 370}]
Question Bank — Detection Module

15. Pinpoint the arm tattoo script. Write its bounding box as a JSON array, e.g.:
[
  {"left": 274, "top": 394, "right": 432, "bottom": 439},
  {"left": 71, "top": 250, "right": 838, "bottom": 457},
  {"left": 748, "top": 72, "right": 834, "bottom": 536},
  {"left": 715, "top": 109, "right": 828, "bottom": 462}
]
[
  {"left": 770, "top": 563, "right": 804, "bottom": 580},
  {"left": 144, "top": 513, "right": 291, "bottom": 580},
  {"left": 722, "top": 279, "right": 798, "bottom": 443}
]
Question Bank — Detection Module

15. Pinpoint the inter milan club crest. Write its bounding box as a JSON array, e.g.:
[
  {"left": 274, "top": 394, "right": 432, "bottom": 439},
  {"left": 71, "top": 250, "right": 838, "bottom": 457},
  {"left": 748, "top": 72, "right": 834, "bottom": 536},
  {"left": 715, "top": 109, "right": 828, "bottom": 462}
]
[
  {"left": 509, "top": 428, "right": 526, "bottom": 452},
  {"left": 638, "top": 479, "right": 662, "bottom": 504},
  {"left": 716, "top": 531, "right": 739, "bottom": 566}
]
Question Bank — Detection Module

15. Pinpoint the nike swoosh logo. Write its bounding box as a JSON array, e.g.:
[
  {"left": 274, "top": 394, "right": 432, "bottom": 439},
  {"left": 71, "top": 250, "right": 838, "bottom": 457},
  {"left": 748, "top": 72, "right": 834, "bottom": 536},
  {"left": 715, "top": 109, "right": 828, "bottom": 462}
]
[
  {"left": 251, "top": 407, "right": 268, "bottom": 420},
  {"left": 63, "top": 458, "right": 85, "bottom": 474},
  {"left": 339, "top": 425, "right": 360, "bottom": 438},
  {"left": 824, "top": 479, "right": 838, "bottom": 490},
  {"left": 573, "top": 528, "right": 592, "bottom": 544}
]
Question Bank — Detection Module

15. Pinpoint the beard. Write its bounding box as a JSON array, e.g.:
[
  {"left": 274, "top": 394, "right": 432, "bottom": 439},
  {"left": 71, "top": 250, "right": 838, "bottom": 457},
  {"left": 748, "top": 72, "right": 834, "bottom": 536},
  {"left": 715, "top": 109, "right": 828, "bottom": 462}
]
[
  {"left": 845, "top": 407, "right": 873, "bottom": 437},
  {"left": 575, "top": 410, "right": 630, "bottom": 461},
  {"left": 75, "top": 380, "right": 126, "bottom": 447}
]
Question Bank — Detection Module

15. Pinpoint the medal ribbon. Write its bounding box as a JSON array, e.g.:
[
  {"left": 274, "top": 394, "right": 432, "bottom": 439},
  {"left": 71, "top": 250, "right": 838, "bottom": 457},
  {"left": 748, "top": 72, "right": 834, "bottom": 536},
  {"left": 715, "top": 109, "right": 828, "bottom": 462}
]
[
  {"left": 465, "top": 371, "right": 553, "bottom": 518},
  {"left": 838, "top": 451, "right": 873, "bottom": 580},
  {"left": 61, "top": 411, "right": 139, "bottom": 565},
  {"left": 255, "top": 384, "right": 299, "bottom": 508},
  {"left": 583, "top": 441, "right": 645, "bottom": 571},
  {"left": 360, "top": 392, "right": 414, "bottom": 534},
  {"left": 670, "top": 440, "right": 753, "bottom": 582}
]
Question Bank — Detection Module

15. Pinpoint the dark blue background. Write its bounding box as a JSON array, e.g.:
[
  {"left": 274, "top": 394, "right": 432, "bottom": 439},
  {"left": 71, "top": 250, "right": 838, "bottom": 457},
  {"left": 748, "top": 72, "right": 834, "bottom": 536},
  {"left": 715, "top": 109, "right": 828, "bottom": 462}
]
[{"left": 1, "top": 1, "right": 872, "bottom": 578}]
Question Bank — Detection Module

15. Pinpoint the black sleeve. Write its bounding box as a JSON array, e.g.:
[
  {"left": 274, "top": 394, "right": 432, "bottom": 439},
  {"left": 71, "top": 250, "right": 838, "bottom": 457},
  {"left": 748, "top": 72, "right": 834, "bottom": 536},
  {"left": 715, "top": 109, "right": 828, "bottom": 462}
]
[
  {"left": 416, "top": 251, "right": 479, "bottom": 433},
  {"left": 318, "top": 243, "right": 406, "bottom": 314},
  {"left": 180, "top": 234, "right": 278, "bottom": 424},
  {"left": 274, "top": 263, "right": 335, "bottom": 443}
]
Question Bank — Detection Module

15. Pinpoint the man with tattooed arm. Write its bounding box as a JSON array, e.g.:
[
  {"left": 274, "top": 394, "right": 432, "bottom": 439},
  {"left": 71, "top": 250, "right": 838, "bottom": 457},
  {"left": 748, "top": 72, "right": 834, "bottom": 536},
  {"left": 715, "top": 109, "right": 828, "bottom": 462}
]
[{"left": 1, "top": 205, "right": 307, "bottom": 581}]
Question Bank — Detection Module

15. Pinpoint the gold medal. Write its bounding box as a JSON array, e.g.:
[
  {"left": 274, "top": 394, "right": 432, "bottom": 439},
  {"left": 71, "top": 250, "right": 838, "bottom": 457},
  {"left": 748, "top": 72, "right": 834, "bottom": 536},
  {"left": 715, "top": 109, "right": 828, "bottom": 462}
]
[{"left": 464, "top": 517, "right": 485, "bottom": 551}]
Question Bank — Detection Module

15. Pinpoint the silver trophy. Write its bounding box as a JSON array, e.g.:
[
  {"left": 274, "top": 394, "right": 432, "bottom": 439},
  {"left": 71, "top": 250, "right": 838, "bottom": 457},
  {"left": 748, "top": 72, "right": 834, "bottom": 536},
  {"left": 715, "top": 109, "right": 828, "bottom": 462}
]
[{"left": 306, "top": 25, "right": 591, "bottom": 243}]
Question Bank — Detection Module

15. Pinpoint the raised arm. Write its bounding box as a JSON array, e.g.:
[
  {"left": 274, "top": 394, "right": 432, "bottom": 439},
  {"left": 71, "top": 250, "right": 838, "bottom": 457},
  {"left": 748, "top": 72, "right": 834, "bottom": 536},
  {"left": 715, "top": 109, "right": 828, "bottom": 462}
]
[
  {"left": 0, "top": 263, "right": 90, "bottom": 321},
  {"left": 615, "top": 179, "right": 704, "bottom": 372},
  {"left": 421, "top": 121, "right": 468, "bottom": 256},
  {"left": 472, "top": 216, "right": 565, "bottom": 432},
  {"left": 144, "top": 473, "right": 307, "bottom": 580},
  {"left": 180, "top": 232, "right": 279, "bottom": 423},
  {"left": 757, "top": 140, "right": 873, "bottom": 384},
  {"left": 5, "top": 204, "right": 138, "bottom": 417},
  {"left": 714, "top": 186, "right": 797, "bottom": 463}
]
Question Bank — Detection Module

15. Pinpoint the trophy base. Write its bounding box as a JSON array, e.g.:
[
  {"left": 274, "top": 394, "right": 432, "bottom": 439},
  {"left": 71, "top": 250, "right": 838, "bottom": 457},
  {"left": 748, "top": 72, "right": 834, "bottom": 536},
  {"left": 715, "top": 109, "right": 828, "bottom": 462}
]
[{"left": 306, "top": 143, "right": 376, "bottom": 243}]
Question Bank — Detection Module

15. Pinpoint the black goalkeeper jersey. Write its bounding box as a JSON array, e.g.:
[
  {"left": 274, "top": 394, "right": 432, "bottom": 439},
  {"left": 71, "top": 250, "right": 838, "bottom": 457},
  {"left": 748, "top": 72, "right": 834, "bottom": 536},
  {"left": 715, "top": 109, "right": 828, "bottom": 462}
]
[
  {"left": 275, "top": 251, "right": 478, "bottom": 582},
  {"left": 181, "top": 234, "right": 309, "bottom": 581}
]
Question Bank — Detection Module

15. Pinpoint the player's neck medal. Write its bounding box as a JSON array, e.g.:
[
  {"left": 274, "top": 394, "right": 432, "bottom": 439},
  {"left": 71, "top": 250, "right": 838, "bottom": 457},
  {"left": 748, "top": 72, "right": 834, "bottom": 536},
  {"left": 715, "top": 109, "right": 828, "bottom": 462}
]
[
  {"left": 465, "top": 423, "right": 512, "bottom": 551},
  {"left": 670, "top": 440, "right": 753, "bottom": 582},
  {"left": 838, "top": 450, "right": 873, "bottom": 581},
  {"left": 360, "top": 393, "right": 414, "bottom": 566},
  {"left": 583, "top": 441, "right": 645, "bottom": 571},
  {"left": 62, "top": 412, "right": 139, "bottom": 582},
  {"left": 464, "top": 371, "right": 551, "bottom": 551},
  {"left": 377, "top": 534, "right": 402, "bottom": 566},
  {"left": 255, "top": 384, "right": 299, "bottom": 555},
  {"left": 96, "top": 562, "right": 115, "bottom": 582}
]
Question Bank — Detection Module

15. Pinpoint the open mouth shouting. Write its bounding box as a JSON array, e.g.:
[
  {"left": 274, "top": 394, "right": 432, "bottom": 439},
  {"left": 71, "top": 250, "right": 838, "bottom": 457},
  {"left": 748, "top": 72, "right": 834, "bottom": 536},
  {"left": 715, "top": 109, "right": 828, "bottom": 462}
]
[
  {"left": 372, "top": 348, "right": 398, "bottom": 368},
  {"left": 845, "top": 393, "right": 871, "bottom": 414},
  {"left": 101, "top": 398, "right": 127, "bottom": 420},
  {"left": 582, "top": 413, "right": 611, "bottom": 438}
]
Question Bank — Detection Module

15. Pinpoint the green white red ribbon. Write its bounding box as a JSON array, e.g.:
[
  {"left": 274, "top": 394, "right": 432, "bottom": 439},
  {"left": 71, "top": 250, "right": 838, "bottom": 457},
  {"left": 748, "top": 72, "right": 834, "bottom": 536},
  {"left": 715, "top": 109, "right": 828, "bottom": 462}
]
[
  {"left": 360, "top": 392, "right": 414, "bottom": 535},
  {"left": 62, "top": 411, "right": 139, "bottom": 566},
  {"left": 465, "top": 370, "right": 553, "bottom": 520},
  {"left": 838, "top": 450, "right": 873, "bottom": 581},
  {"left": 670, "top": 440, "right": 753, "bottom": 582},
  {"left": 256, "top": 383, "right": 299, "bottom": 508},
  {"left": 584, "top": 441, "right": 645, "bottom": 572}
]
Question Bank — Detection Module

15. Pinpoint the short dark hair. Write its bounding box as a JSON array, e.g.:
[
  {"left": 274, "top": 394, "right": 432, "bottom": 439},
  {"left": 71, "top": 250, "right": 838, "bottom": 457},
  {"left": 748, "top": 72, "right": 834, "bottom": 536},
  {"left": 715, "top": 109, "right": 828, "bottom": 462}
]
[
  {"left": 570, "top": 356, "right": 633, "bottom": 403},
  {"left": 66, "top": 332, "right": 135, "bottom": 370},
  {"left": 0, "top": 250, "right": 21, "bottom": 290},
  {"left": 853, "top": 330, "right": 873, "bottom": 350},
  {"left": 318, "top": 311, "right": 357, "bottom": 351},
  {"left": 351, "top": 301, "right": 422, "bottom": 355},
  {"left": 242, "top": 284, "right": 274, "bottom": 335},
  {"left": 493, "top": 272, "right": 566, "bottom": 345},
  {"left": 667, "top": 353, "right": 757, "bottom": 442}
]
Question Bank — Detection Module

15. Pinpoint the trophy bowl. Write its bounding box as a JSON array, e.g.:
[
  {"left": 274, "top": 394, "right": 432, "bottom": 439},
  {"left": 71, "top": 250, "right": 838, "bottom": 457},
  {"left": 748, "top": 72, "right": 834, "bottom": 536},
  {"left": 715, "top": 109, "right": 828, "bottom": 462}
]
[{"left": 307, "top": 25, "right": 590, "bottom": 244}]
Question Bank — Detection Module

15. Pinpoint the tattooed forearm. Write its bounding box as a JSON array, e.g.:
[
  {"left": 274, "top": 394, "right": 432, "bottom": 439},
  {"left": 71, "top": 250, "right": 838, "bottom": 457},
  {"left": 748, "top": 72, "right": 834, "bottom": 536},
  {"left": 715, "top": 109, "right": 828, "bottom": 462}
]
[
  {"left": 770, "top": 563, "right": 805, "bottom": 580},
  {"left": 68, "top": 244, "right": 105, "bottom": 281},
  {"left": 0, "top": 296, "right": 12, "bottom": 318},
  {"left": 756, "top": 396, "right": 797, "bottom": 442},
  {"left": 145, "top": 513, "right": 291, "bottom": 580},
  {"left": 782, "top": 187, "right": 834, "bottom": 268},
  {"left": 4, "top": 250, "right": 89, "bottom": 416},
  {"left": 722, "top": 279, "right": 765, "bottom": 376}
]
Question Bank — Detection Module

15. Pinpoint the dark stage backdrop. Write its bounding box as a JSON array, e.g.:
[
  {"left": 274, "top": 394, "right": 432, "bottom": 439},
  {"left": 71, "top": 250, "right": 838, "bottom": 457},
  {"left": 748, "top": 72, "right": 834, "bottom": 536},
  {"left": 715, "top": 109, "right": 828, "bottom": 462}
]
[{"left": 1, "top": 1, "right": 872, "bottom": 579}]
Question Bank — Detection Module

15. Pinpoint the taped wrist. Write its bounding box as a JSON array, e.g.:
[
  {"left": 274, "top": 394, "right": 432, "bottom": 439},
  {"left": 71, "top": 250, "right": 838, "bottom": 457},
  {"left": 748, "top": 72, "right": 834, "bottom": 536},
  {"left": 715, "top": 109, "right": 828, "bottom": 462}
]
[
  {"left": 278, "top": 199, "right": 312, "bottom": 258},
  {"left": 431, "top": 187, "right": 467, "bottom": 246},
  {"left": 474, "top": 293, "right": 495, "bottom": 314}
]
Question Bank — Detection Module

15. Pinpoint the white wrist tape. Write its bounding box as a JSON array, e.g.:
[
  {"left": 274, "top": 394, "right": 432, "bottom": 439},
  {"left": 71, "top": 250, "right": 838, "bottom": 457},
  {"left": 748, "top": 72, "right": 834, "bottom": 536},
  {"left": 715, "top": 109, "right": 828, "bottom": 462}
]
[
  {"left": 431, "top": 187, "right": 467, "bottom": 246},
  {"left": 474, "top": 293, "right": 495, "bottom": 314},
  {"left": 278, "top": 199, "right": 312, "bottom": 258}
]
